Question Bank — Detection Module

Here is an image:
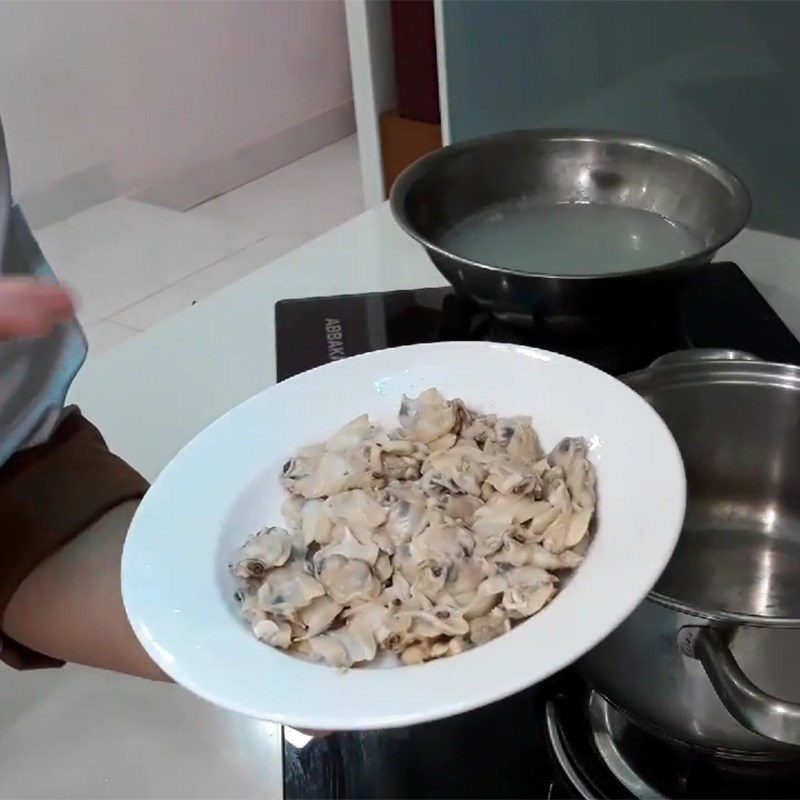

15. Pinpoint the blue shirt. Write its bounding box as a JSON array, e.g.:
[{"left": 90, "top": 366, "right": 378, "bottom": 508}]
[{"left": 0, "top": 205, "right": 87, "bottom": 466}]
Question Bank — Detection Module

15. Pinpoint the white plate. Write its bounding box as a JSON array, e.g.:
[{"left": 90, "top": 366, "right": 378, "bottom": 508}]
[{"left": 122, "top": 342, "right": 685, "bottom": 730}]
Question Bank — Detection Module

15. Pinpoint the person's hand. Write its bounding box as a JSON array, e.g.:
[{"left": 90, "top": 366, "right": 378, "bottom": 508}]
[{"left": 0, "top": 276, "right": 75, "bottom": 340}]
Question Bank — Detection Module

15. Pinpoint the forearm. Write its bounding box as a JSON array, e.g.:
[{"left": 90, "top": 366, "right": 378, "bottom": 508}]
[{"left": 3, "top": 501, "right": 169, "bottom": 681}]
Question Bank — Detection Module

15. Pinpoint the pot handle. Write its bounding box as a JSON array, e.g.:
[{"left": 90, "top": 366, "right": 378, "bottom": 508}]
[
  {"left": 679, "top": 626, "right": 800, "bottom": 746},
  {"left": 649, "top": 349, "right": 761, "bottom": 370}
]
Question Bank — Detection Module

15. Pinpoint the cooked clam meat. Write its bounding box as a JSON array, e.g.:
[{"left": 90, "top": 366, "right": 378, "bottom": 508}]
[{"left": 231, "top": 389, "right": 596, "bottom": 668}]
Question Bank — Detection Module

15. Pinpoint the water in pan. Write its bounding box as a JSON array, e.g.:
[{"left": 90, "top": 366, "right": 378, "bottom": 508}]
[{"left": 438, "top": 201, "right": 704, "bottom": 276}]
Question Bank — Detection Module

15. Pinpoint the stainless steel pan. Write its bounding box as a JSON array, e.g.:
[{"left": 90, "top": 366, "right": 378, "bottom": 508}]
[
  {"left": 390, "top": 130, "right": 750, "bottom": 318},
  {"left": 580, "top": 350, "right": 800, "bottom": 757}
]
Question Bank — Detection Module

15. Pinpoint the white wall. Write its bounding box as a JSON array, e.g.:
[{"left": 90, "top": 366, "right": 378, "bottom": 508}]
[
  {"left": 344, "top": 0, "right": 395, "bottom": 208},
  {"left": 0, "top": 0, "right": 353, "bottom": 220}
]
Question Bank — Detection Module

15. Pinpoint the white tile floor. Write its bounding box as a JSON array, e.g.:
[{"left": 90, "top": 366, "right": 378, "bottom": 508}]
[{"left": 36, "top": 135, "right": 363, "bottom": 357}]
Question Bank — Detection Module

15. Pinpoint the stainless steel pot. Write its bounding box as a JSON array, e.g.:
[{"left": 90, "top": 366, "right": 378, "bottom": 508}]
[
  {"left": 580, "top": 350, "right": 800, "bottom": 757},
  {"left": 389, "top": 130, "right": 750, "bottom": 318}
]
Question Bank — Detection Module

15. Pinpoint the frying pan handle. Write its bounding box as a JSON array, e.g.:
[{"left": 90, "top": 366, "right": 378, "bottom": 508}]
[
  {"left": 649, "top": 349, "right": 761, "bottom": 369},
  {"left": 679, "top": 626, "right": 800, "bottom": 746}
]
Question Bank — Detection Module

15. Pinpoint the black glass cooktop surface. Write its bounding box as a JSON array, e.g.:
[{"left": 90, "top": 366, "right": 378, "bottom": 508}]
[
  {"left": 276, "top": 263, "right": 800, "bottom": 382},
  {"left": 275, "top": 262, "right": 800, "bottom": 799}
]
